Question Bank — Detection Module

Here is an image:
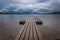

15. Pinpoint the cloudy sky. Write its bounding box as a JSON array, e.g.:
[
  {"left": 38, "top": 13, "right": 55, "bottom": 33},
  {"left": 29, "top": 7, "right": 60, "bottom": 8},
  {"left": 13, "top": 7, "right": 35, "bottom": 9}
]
[{"left": 0, "top": 0, "right": 60, "bottom": 13}]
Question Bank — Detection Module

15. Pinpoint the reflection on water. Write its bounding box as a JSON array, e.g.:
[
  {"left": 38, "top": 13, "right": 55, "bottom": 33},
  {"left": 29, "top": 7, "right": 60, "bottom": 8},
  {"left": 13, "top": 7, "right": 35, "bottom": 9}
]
[{"left": 0, "top": 14, "right": 60, "bottom": 40}]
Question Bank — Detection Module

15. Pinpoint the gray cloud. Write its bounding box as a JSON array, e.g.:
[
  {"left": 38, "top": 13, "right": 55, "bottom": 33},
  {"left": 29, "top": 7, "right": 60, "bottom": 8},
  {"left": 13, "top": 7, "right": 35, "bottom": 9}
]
[
  {"left": 48, "top": 0, "right": 60, "bottom": 11},
  {"left": 0, "top": 0, "right": 60, "bottom": 13},
  {"left": 32, "top": 0, "right": 60, "bottom": 13}
]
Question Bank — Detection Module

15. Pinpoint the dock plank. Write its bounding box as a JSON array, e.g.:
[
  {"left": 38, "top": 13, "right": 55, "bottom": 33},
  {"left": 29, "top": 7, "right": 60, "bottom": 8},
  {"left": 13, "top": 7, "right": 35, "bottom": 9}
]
[
  {"left": 15, "top": 16, "right": 43, "bottom": 40},
  {"left": 19, "top": 22, "right": 28, "bottom": 40},
  {"left": 15, "top": 23, "right": 26, "bottom": 40},
  {"left": 24, "top": 22, "right": 30, "bottom": 40},
  {"left": 34, "top": 22, "right": 43, "bottom": 40},
  {"left": 33, "top": 22, "right": 38, "bottom": 40},
  {"left": 29, "top": 22, "right": 33, "bottom": 40}
]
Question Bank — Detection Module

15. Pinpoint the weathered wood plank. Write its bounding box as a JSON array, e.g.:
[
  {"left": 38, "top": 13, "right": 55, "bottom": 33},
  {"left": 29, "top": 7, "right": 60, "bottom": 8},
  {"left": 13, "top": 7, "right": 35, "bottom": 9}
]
[
  {"left": 34, "top": 22, "right": 43, "bottom": 40},
  {"left": 15, "top": 23, "right": 26, "bottom": 40},
  {"left": 15, "top": 16, "right": 43, "bottom": 40},
  {"left": 24, "top": 22, "right": 30, "bottom": 40},
  {"left": 29, "top": 22, "right": 33, "bottom": 40},
  {"left": 19, "top": 22, "right": 28, "bottom": 40},
  {"left": 33, "top": 22, "right": 38, "bottom": 40}
]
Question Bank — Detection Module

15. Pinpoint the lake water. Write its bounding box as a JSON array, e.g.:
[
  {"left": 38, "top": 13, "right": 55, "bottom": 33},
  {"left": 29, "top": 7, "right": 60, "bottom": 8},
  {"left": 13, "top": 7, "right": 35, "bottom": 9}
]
[{"left": 0, "top": 14, "right": 60, "bottom": 40}]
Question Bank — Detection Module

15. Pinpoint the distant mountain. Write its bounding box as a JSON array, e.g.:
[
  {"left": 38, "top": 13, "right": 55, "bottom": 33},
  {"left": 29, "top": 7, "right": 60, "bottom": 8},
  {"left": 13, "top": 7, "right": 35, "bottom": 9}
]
[
  {"left": 0, "top": 6, "right": 60, "bottom": 14},
  {"left": 0, "top": 11, "right": 60, "bottom": 14},
  {"left": 33, "top": 11, "right": 60, "bottom": 14},
  {"left": 0, "top": 10, "right": 33, "bottom": 14},
  {"left": 0, "top": 7, "right": 33, "bottom": 14},
  {"left": 50, "top": 11, "right": 60, "bottom": 14}
]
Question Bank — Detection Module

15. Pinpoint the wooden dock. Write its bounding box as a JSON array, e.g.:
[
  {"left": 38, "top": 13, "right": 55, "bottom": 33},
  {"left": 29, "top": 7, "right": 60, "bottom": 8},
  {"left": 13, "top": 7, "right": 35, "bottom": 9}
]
[{"left": 15, "top": 16, "right": 43, "bottom": 40}]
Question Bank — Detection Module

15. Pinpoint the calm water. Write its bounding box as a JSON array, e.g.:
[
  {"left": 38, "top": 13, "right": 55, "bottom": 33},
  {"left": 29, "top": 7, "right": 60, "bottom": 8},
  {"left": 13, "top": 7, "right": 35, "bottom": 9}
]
[{"left": 0, "top": 14, "right": 60, "bottom": 40}]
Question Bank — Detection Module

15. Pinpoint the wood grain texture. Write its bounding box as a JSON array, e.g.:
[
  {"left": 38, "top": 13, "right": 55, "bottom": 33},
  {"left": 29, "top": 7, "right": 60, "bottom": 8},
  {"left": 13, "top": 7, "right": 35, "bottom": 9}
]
[{"left": 15, "top": 16, "right": 43, "bottom": 40}]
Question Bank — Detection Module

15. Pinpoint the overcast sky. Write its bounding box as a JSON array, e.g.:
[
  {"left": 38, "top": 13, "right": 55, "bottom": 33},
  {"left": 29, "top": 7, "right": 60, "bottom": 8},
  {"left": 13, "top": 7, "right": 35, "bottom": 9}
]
[{"left": 0, "top": 0, "right": 60, "bottom": 13}]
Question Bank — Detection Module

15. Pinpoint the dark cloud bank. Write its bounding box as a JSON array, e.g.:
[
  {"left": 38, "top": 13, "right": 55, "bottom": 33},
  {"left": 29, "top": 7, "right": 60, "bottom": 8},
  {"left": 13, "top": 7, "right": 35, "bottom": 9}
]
[{"left": 0, "top": 0, "right": 60, "bottom": 14}]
